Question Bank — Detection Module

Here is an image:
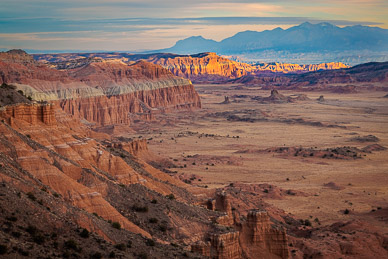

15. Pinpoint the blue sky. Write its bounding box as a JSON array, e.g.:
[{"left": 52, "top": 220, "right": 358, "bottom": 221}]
[{"left": 1, "top": 0, "right": 387, "bottom": 52}]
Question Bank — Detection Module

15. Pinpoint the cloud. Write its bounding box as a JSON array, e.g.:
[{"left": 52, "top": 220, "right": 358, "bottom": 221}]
[{"left": 0, "top": 0, "right": 386, "bottom": 51}]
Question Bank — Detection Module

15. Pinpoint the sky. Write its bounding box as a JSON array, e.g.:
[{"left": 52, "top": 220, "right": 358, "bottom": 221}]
[{"left": 0, "top": 0, "right": 387, "bottom": 52}]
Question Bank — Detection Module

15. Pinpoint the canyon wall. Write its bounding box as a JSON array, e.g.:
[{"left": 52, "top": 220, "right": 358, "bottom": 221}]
[
  {"left": 58, "top": 84, "right": 200, "bottom": 126},
  {"left": 0, "top": 103, "right": 56, "bottom": 126},
  {"left": 0, "top": 50, "right": 201, "bottom": 126},
  {"left": 33, "top": 52, "right": 350, "bottom": 83}
]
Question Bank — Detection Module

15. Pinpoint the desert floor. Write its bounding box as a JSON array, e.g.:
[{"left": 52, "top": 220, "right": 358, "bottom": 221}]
[{"left": 117, "top": 84, "right": 388, "bottom": 233}]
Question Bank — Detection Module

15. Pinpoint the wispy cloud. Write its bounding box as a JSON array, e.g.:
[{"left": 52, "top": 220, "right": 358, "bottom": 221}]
[{"left": 0, "top": 0, "right": 386, "bottom": 51}]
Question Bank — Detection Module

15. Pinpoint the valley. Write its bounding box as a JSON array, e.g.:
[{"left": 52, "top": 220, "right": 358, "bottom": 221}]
[
  {"left": 117, "top": 85, "right": 388, "bottom": 231},
  {"left": 0, "top": 49, "right": 387, "bottom": 258}
]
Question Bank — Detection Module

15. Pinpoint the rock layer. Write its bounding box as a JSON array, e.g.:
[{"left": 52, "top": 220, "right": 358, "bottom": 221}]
[
  {"left": 33, "top": 52, "right": 349, "bottom": 83},
  {"left": 58, "top": 84, "right": 200, "bottom": 126},
  {"left": 0, "top": 50, "right": 201, "bottom": 126}
]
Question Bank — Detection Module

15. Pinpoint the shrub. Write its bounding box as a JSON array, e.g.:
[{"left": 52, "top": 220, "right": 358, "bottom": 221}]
[
  {"left": 0, "top": 244, "right": 7, "bottom": 255},
  {"left": 90, "top": 252, "right": 102, "bottom": 259},
  {"left": 159, "top": 225, "right": 167, "bottom": 232},
  {"left": 33, "top": 234, "right": 45, "bottom": 244},
  {"left": 64, "top": 239, "right": 78, "bottom": 250},
  {"left": 344, "top": 209, "right": 350, "bottom": 215},
  {"left": 145, "top": 239, "right": 155, "bottom": 247},
  {"left": 26, "top": 225, "right": 38, "bottom": 235},
  {"left": 149, "top": 218, "right": 158, "bottom": 224},
  {"left": 6, "top": 216, "right": 17, "bottom": 222},
  {"left": 112, "top": 222, "right": 121, "bottom": 230},
  {"left": 151, "top": 199, "right": 157, "bottom": 204},
  {"left": 138, "top": 252, "right": 148, "bottom": 259},
  {"left": 127, "top": 240, "right": 132, "bottom": 248},
  {"left": 132, "top": 204, "right": 148, "bottom": 212},
  {"left": 166, "top": 194, "right": 175, "bottom": 200},
  {"left": 11, "top": 231, "right": 21, "bottom": 238},
  {"left": 109, "top": 251, "right": 116, "bottom": 258},
  {"left": 80, "top": 228, "right": 90, "bottom": 238},
  {"left": 114, "top": 243, "right": 126, "bottom": 251},
  {"left": 304, "top": 219, "right": 312, "bottom": 226},
  {"left": 26, "top": 192, "right": 36, "bottom": 201}
]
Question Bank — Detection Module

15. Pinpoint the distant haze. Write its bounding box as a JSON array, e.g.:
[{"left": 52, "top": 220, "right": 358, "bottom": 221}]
[{"left": 157, "top": 22, "right": 388, "bottom": 65}]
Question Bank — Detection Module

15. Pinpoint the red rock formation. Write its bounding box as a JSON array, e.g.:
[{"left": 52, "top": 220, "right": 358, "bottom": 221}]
[
  {"left": 0, "top": 50, "right": 201, "bottom": 126},
  {"left": 240, "top": 210, "right": 289, "bottom": 259},
  {"left": 58, "top": 84, "right": 200, "bottom": 126},
  {"left": 33, "top": 52, "right": 350, "bottom": 83},
  {"left": 0, "top": 103, "right": 56, "bottom": 126}
]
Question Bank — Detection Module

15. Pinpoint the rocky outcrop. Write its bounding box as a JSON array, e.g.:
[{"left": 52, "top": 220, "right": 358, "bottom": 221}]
[
  {"left": 240, "top": 210, "right": 289, "bottom": 259},
  {"left": 254, "top": 62, "right": 348, "bottom": 74},
  {"left": 58, "top": 84, "right": 200, "bottom": 126},
  {"left": 0, "top": 103, "right": 56, "bottom": 126},
  {"left": 235, "top": 61, "right": 388, "bottom": 89},
  {"left": 0, "top": 50, "right": 201, "bottom": 126},
  {"left": 192, "top": 209, "right": 289, "bottom": 259},
  {"left": 33, "top": 52, "right": 350, "bottom": 83},
  {"left": 193, "top": 231, "right": 242, "bottom": 259}
]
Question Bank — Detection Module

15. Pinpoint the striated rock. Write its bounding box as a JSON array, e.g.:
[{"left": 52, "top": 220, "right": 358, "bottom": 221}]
[
  {"left": 58, "top": 84, "right": 201, "bottom": 126},
  {"left": 254, "top": 61, "right": 348, "bottom": 74},
  {"left": 193, "top": 209, "right": 289, "bottom": 259},
  {"left": 0, "top": 50, "right": 201, "bottom": 126},
  {"left": 0, "top": 103, "right": 56, "bottom": 126},
  {"left": 192, "top": 232, "right": 241, "bottom": 259},
  {"left": 240, "top": 210, "right": 289, "bottom": 258},
  {"left": 33, "top": 52, "right": 350, "bottom": 83}
]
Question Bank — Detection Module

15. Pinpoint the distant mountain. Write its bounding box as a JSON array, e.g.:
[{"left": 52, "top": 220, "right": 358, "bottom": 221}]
[
  {"left": 156, "top": 22, "right": 388, "bottom": 65},
  {"left": 169, "top": 36, "right": 218, "bottom": 54}
]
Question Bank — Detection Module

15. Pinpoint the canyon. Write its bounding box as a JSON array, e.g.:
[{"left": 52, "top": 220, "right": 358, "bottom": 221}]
[{"left": 0, "top": 49, "right": 387, "bottom": 259}]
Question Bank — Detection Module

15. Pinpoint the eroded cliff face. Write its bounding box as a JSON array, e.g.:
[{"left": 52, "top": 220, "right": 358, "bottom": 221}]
[
  {"left": 0, "top": 103, "right": 216, "bottom": 244},
  {"left": 0, "top": 50, "right": 201, "bottom": 126},
  {"left": 254, "top": 62, "right": 348, "bottom": 74},
  {"left": 148, "top": 52, "right": 252, "bottom": 80},
  {"left": 198, "top": 192, "right": 289, "bottom": 259},
  {"left": 58, "top": 84, "right": 201, "bottom": 126},
  {"left": 33, "top": 51, "right": 350, "bottom": 83},
  {"left": 0, "top": 103, "right": 56, "bottom": 126},
  {"left": 240, "top": 210, "right": 289, "bottom": 259}
]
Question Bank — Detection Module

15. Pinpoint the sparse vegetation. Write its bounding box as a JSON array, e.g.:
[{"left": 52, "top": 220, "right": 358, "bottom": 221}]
[
  {"left": 0, "top": 244, "right": 8, "bottom": 255},
  {"left": 114, "top": 243, "right": 126, "bottom": 251},
  {"left": 80, "top": 228, "right": 90, "bottom": 238},
  {"left": 64, "top": 239, "right": 78, "bottom": 250},
  {"left": 149, "top": 218, "right": 158, "bottom": 223},
  {"left": 27, "top": 192, "right": 36, "bottom": 201},
  {"left": 145, "top": 238, "right": 155, "bottom": 246},
  {"left": 132, "top": 204, "right": 149, "bottom": 212},
  {"left": 166, "top": 193, "right": 175, "bottom": 200},
  {"left": 90, "top": 252, "right": 103, "bottom": 259},
  {"left": 111, "top": 222, "right": 121, "bottom": 230}
]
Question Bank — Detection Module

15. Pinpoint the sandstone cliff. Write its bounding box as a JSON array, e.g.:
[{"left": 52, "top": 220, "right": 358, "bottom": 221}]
[
  {"left": 0, "top": 50, "right": 201, "bottom": 126},
  {"left": 33, "top": 52, "right": 349, "bottom": 83}
]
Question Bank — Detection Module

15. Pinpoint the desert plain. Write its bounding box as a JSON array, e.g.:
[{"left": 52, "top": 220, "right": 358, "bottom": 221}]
[{"left": 109, "top": 84, "right": 388, "bottom": 234}]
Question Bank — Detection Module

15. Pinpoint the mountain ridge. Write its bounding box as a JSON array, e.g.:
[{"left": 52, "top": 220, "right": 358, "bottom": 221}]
[{"left": 155, "top": 22, "right": 388, "bottom": 65}]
